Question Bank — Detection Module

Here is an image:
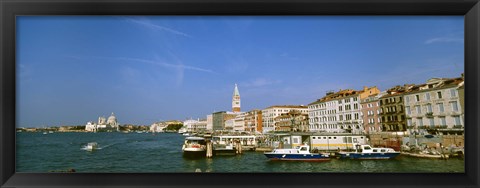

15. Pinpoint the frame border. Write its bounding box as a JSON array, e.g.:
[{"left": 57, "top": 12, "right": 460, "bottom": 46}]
[{"left": 1, "top": 0, "right": 479, "bottom": 188}]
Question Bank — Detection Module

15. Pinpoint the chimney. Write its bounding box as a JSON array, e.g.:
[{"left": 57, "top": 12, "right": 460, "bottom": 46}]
[{"left": 363, "top": 86, "right": 368, "bottom": 91}]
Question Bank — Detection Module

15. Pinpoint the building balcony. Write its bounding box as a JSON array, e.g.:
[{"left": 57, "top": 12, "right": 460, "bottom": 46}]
[{"left": 425, "top": 112, "right": 434, "bottom": 118}]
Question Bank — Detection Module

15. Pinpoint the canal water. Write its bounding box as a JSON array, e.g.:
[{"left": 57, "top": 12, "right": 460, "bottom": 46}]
[{"left": 16, "top": 132, "right": 464, "bottom": 173}]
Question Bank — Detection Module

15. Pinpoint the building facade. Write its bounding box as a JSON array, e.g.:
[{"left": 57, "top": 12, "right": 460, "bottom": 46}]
[
  {"left": 183, "top": 118, "right": 207, "bottom": 132},
  {"left": 379, "top": 85, "right": 413, "bottom": 132},
  {"left": 360, "top": 92, "right": 385, "bottom": 134},
  {"left": 85, "top": 112, "right": 119, "bottom": 132},
  {"left": 206, "top": 114, "right": 213, "bottom": 130},
  {"left": 403, "top": 77, "right": 464, "bottom": 135},
  {"left": 261, "top": 105, "right": 308, "bottom": 133},
  {"left": 274, "top": 110, "right": 309, "bottom": 132},
  {"left": 233, "top": 112, "right": 247, "bottom": 132},
  {"left": 244, "top": 109, "right": 263, "bottom": 133},
  {"left": 308, "top": 86, "right": 380, "bottom": 134},
  {"left": 212, "top": 111, "right": 238, "bottom": 131}
]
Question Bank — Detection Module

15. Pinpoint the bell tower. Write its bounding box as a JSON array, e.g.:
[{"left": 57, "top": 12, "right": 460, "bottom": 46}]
[{"left": 232, "top": 84, "right": 241, "bottom": 112}]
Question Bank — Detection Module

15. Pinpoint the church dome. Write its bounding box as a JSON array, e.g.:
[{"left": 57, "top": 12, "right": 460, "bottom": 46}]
[{"left": 107, "top": 112, "right": 117, "bottom": 123}]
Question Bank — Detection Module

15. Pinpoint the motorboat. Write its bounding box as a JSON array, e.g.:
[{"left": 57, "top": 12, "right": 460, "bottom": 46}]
[
  {"left": 264, "top": 144, "right": 330, "bottom": 161},
  {"left": 338, "top": 144, "right": 400, "bottom": 159},
  {"left": 182, "top": 137, "right": 207, "bottom": 158}
]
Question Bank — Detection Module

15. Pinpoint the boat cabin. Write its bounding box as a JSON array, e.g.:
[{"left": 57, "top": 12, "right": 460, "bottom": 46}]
[
  {"left": 354, "top": 144, "right": 396, "bottom": 153},
  {"left": 271, "top": 144, "right": 312, "bottom": 154}
]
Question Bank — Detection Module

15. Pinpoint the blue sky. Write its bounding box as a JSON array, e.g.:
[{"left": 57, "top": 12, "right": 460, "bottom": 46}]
[{"left": 17, "top": 16, "right": 464, "bottom": 127}]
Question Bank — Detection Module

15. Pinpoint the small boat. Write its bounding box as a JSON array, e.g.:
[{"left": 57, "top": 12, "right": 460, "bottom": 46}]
[
  {"left": 43, "top": 132, "right": 48, "bottom": 135},
  {"left": 85, "top": 142, "right": 98, "bottom": 151},
  {"left": 401, "top": 152, "right": 449, "bottom": 159},
  {"left": 182, "top": 137, "right": 207, "bottom": 158},
  {"left": 264, "top": 144, "right": 330, "bottom": 161},
  {"left": 338, "top": 144, "right": 400, "bottom": 160}
]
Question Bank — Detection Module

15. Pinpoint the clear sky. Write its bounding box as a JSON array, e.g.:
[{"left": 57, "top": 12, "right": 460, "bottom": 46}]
[{"left": 17, "top": 16, "right": 464, "bottom": 127}]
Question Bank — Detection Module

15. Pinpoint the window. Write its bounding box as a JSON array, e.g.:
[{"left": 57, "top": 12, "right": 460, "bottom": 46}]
[
  {"left": 426, "top": 104, "right": 432, "bottom": 113},
  {"left": 440, "top": 117, "right": 446, "bottom": 126},
  {"left": 417, "top": 118, "right": 423, "bottom": 126},
  {"left": 451, "top": 101, "right": 459, "bottom": 112},
  {"left": 415, "top": 105, "right": 421, "bottom": 114},
  {"left": 454, "top": 116, "right": 461, "bottom": 126},
  {"left": 428, "top": 118, "right": 434, "bottom": 127},
  {"left": 407, "top": 119, "right": 412, "bottom": 126},
  {"left": 450, "top": 89, "right": 457, "bottom": 97},
  {"left": 438, "top": 103, "right": 444, "bottom": 112},
  {"left": 354, "top": 104, "right": 358, "bottom": 109},
  {"left": 415, "top": 95, "right": 420, "bottom": 102},
  {"left": 425, "top": 93, "right": 431, "bottom": 100},
  {"left": 437, "top": 91, "right": 442, "bottom": 99},
  {"left": 353, "top": 97, "right": 358, "bottom": 101},
  {"left": 354, "top": 113, "right": 359, "bottom": 120},
  {"left": 405, "top": 96, "right": 410, "bottom": 103},
  {"left": 339, "top": 106, "right": 343, "bottom": 111}
]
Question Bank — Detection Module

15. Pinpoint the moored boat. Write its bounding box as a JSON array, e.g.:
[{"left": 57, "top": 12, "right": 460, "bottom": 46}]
[
  {"left": 264, "top": 144, "right": 330, "bottom": 161},
  {"left": 338, "top": 144, "right": 400, "bottom": 160},
  {"left": 182, "top": 137, "right": 207, "bottom": 158}
]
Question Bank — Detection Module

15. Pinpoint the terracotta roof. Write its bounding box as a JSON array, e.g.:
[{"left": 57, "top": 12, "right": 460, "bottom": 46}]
[
  {"left": 265, "top": 105, "right": 307, "bottom": 109},
  {"left": 308, "top": 89, "right": 362, "bottom": 105}
]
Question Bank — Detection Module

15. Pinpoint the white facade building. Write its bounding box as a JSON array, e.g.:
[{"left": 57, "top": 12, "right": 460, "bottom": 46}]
[
  {"left": 233, "top": 112, "right": 248, "bottom": 132},
  {"left": 85, "top": 112, "right": 119, "bottom": 132},
  {"left": 261, "top": 105, "right": 308, "bottom": 133},
  {"left": 150, "top": 122, "right": 168, "bottom": 133},
  {"left": 206, "top": 114, "right": 213, "bottom": 131},
  {"left": 308, "top": 87, "right": 380, "bottom": 134},
  {"left": 224, "top": 119, "right": 235, "bottom": 130},
  {"left": 183, "top": 119, "right": 207, "bottom": 132},
  {"left": 404, "top": 77, "right": 464, "bottom": 135}
]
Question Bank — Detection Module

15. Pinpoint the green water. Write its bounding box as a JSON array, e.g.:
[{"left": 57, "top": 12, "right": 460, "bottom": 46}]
[{"left": 16, "top": 132, "right": 464, "bottom": 173}]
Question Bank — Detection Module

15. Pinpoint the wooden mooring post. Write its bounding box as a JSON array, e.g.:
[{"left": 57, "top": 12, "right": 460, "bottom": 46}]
[{"left": 206, "top": 140, "right": 213, "bottom": 158}]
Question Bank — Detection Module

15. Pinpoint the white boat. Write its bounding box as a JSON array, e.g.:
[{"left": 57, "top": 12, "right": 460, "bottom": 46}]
[
  {"left": 264, "top": 144, "right": 330, "bottom": 161},
  {"left": 85, "top": 142, "right": 98, "bottom": 151},
  {"left": 178, "top": 127, "right": 187, "bottom": 134},
  {"left": 338, "top": 144, "right": 400, "bottom": 159},
  {"left": 182, "top": 137, "right": 207, "bottom": 157}
]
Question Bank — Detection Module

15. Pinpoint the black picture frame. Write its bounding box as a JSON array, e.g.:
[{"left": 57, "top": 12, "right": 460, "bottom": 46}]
[{"left": 1, "top": 0, "right": 479, "bottom": 187}]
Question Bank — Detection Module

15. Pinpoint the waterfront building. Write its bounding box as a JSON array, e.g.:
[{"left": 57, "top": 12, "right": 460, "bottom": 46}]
[
  {"left": 379, "top": 85, "right": 413, "bottom": 132},
  {"left": 206, "top": 114, "right": 213, "bottom": 131},
  {"left": 308, "top": 86, "right": 380, "bottom": 134},
  {"left": 360, "top": 92, "right": 386, "bottom": 134},
  {"left": 232, "top": 84, "right": 241, "bottom": 113},
  {"left": 183, "top": 118, "right": 207, "bottom": 132},
  {"left": 85, "top": 112, "right": 119, "bottom": 132},
  {"left": 458, "top": 74, "right": 465, "bottom": 116},
  {"left": 274, "top": 110, "right": 309, "bottom": 132},
  {"left": 224, "top": 119, "right": 235, "bottom": 130},
  {"left": 261, "top": 105, "right": 308, "bottom": 133},
  {"left": 403, "top": 76, "right": 464, "bottom": 136},
  {"left": 233, "top": 112, "right": 248, "bottom": 132},
  {"left": 244, "top": 109, "right": 263, "bottom": 133},
  {"left": 212, "top": 111, "right": 239, "bottom": 131},
  {"left": 150, "top": 122, "right": 168, "bottom": 133}
]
